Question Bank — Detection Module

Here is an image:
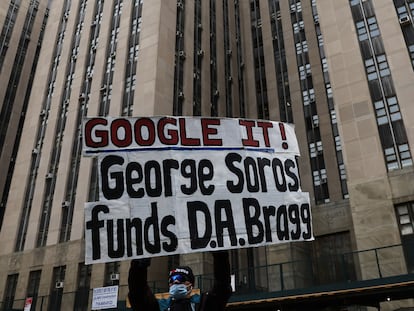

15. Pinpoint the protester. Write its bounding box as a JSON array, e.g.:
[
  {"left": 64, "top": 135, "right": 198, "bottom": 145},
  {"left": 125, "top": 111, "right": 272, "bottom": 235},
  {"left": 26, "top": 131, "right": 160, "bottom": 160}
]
[{"left": 128, "top": 251, "right": 232, "bottom": 311}]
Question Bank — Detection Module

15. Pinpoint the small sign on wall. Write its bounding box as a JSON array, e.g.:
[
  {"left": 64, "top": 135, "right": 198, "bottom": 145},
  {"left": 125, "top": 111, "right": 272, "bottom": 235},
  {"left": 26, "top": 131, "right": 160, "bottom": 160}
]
[{"left": 92, "top": 285, "right": 118, "bottom": 310}]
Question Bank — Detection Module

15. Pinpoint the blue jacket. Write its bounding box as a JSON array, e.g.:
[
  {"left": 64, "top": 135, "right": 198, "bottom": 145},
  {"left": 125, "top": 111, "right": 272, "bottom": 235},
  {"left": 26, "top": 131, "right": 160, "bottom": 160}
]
[{"left": 158, "top": 294, "right": 200, "bottom": 311}]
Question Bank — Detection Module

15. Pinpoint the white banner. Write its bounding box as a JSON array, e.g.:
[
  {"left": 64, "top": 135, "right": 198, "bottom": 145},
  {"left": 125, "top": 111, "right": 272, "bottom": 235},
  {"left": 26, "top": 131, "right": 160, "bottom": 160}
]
[{"left": 82, "top": 117, "right": 312, "bottom": 264}]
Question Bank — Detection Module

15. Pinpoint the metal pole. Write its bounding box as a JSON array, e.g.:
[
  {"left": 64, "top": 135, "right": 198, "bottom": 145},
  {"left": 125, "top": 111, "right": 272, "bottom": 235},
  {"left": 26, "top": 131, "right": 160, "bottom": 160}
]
[
  {"left": 279, "top": 263, "right": 284, "bottom": 291},
  {"left": 375, "top": 249, "right": 382, "bottom": 278}
]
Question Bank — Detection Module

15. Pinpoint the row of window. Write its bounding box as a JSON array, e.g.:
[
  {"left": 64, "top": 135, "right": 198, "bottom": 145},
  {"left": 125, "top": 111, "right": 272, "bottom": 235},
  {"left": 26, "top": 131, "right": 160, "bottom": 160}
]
[
  {"left": 250, "top": 0, "right": 269, "bottom": 120},
  {"left": 393, "top": 0, "right": 414, "bottom": 69},
  {"left": 60, "top": 0, "right": 106, "bottom": 243},
  {"left": 0, "top": 0, "right": 30, "bottom": 229},
  {"left": 0, "top": 2, "right": 48, "bottom": 231},
  {"left": 99, "top": 0, "right": 123, "bottom": 116},
  {"left": 174, "top": 0, "right": 246, "bottom": 118},
  {"left": 86, "top": 0, "right": 106, "bottom": 205},
  {"left": 37, "top": 0, "right": 88, "bottom": 248},
  {"left": 122, "top": 0, "right": 143, "bottom": 116},
  {"left": 0, "top": 0, "right": 21, "bottom": 71},
  {"left": 290, "top": 0, "right": 330, "bottom": 204},
  {"left": 193, "top": 0, "right": 202, "bottom": 116},
  {"left": 173, "top": 0, "right": 186, "bottom": 116},
  {"left": 15, "top": 0, "right": 70, "bottom": 252},
  {"left": 210, "top": 0, "right": 219, "bottom": 116},
  {"left": 235, "top": 1, "right": 246, "bottom": 117},
  {"left": 223, "top": 0, "right": 233, "bottom": 117},
  {"left": 269, "top": 0, "right": 293, "bottom": 123},
  {"left": 0, "top": 0, "right": 38, "bottom": 153},
  {"left": 311, "top": 0, "right": 349, "bottom": 199},
  {"left": 350, "top": 0, "right": 413, "bottom": 171}
]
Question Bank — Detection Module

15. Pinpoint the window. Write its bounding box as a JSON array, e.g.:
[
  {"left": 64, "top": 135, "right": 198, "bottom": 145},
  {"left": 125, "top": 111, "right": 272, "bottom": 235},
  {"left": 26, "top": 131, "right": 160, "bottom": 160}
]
[
  {"left": 2, "top": 274, "right": 18, "bottom": 311},
  {"left": 374, "top": 100, "right": 388, "bottom": 125},
  {"left": 387, "top": 96, "right": 401, "bottom": 121},
  {"left": 377, "top": 54, "right": 390, "bottom": 77},
  {"left": 105, "top": 262, "right": 120, "bottom": 286},
  {"left": 299, "top": 63, "right": 311, "bottom": 80},
  {"left": 302, "top": 88, "right": 315, "bottom": 106},
  {"left": 335, "top": 136, "right": 342, "bottom": 151},
  {"left": 313, "top": 168, "right": 327, "bottom": 186},
  {"left": 48, "top": 266, "right": 66, "bottom": 311},
  {"left": 74, "top": 264, "right": 91, "bottom": 311},
  {"left": 295, "top": 40, "right": 308, "bottom": 54},
  {"left": 321, "top": 58, "right": 328, "bottom": 72},
  {"left": 396, "top": 202, "right": 414, "bottom": 235},
  {"left": 27, "top": 270, "right": 41, "bottom": 311},
  {"left": 396, "top": 2, "right": 408, "bottom": 18},
  {"left": 395, "top": 202, "right": 414, "bottom": 273},
  {"left": 309, "top": 141, "right": 323, "bottom": 158},
  {"left": 293, "top": 20, "right": 304, "bottom": 33},
  {"left": 356, "top": 20, "right": 368, "bottom": 41},
  {"left": 409, "top": 44, "right": 414, "bottom": 66},
  {"left": 339, "top": 163, "right": 347, "bottom": 180},
  {"left": 330, "top": 109, "right": 337, "bottom": 124},
  {"left": 290, "top": 1, "right": 302, "bottom": 13},
  {"left": 367, "top": 16, "right": 380, "bottom": 37},
  {"left": 365, "top": 58, "right": 378, "bottom": 80},
  {"left": 326, "top": 83, "right": 333, "bottom": 98},
  {"left": 399, "top": 144, "right": 413, "bottom": 167}
]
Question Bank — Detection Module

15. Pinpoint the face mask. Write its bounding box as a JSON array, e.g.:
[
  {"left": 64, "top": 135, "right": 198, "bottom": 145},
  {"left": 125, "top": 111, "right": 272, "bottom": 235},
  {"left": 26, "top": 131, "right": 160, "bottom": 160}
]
[{"left": 169, "top": 284, "right": 190, "bottom": 299}]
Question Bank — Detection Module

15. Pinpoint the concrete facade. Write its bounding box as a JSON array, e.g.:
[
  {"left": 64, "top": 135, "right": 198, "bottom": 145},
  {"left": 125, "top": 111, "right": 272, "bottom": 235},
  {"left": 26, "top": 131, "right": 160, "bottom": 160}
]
[{"left": 0, "top": 0, "right": 413, "bottom": 310}]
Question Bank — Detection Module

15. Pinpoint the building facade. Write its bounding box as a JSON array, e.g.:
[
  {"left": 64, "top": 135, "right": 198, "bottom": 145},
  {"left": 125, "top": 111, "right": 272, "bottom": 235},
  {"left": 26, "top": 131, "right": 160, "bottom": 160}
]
[{"left": 0, "top": 0, "right": 413, "bottom": 310}]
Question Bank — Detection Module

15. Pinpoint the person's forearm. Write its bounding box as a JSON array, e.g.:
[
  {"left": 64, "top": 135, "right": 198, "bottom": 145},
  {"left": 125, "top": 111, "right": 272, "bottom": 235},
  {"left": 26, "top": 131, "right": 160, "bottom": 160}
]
[
  {"left": 201, "top": 251, "right": 232, "bottom": 309},
  {"left": 128, "top": 259, "right": 150, "bottom": 291},
  {"left": 213, "top": 250, "right": 231, "bottom": 285},
  {"left": 128, "top": 259, "right": 159, "bottom": 311}
]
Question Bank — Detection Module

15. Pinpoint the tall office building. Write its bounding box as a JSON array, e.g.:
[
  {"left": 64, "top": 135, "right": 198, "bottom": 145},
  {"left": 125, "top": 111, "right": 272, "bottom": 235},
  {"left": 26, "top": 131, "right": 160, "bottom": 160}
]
[{"left": 0, "top": 0, "right": 413, "bottom": 310}]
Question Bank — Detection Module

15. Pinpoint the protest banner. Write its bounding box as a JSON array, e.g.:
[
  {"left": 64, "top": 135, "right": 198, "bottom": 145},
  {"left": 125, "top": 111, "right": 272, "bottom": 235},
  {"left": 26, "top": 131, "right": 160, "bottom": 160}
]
[{"left": 83, "top": 117, "right": 312, "bottom": 264}]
